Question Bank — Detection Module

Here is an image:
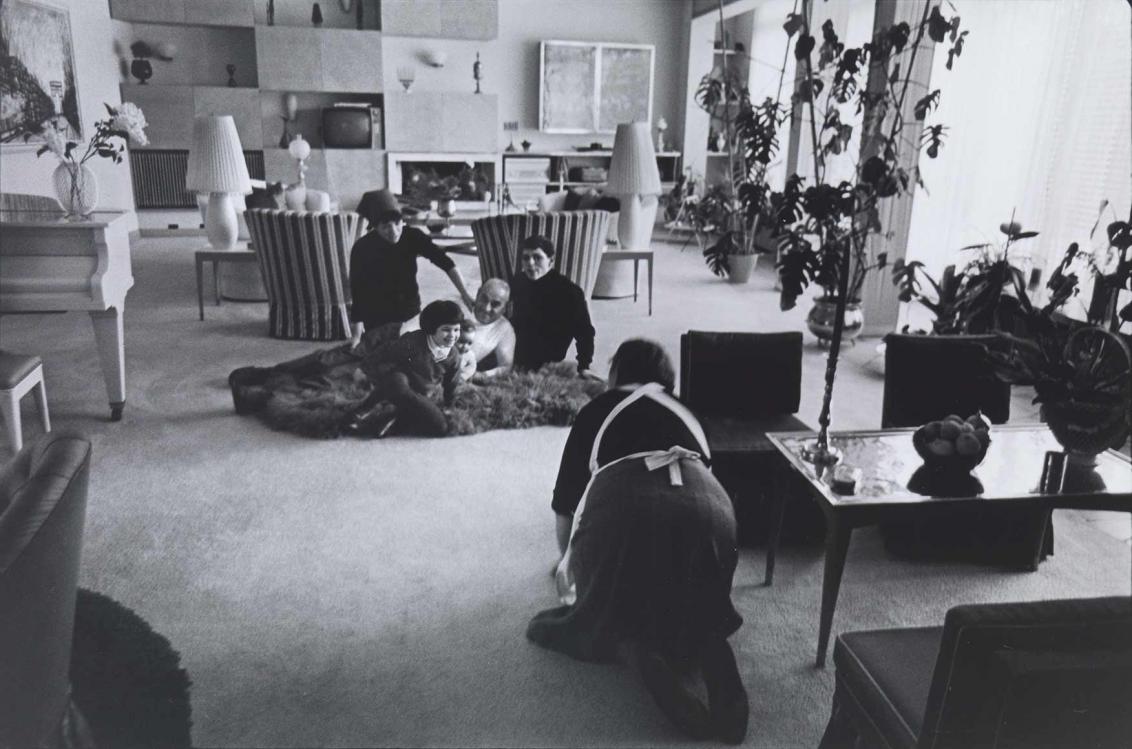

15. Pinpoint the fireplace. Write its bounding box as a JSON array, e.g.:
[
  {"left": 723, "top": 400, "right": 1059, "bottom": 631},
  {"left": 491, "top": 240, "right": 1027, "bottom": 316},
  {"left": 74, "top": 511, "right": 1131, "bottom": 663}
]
[{"left": 386, "top": 152, "right": 500, "bottom": 210}]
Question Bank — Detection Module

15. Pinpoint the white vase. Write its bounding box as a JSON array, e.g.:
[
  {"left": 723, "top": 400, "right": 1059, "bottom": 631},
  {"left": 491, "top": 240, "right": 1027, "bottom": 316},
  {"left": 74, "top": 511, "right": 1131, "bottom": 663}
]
[{"left": 52, "top": 162, "right": 99, "bottom": 217}]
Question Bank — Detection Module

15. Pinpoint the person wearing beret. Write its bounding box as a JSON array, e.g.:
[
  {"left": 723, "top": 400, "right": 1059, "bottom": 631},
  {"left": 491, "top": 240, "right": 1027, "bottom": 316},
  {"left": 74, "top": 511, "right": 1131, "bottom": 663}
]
[{"left": 351, "top": 189, "right": 475, "bottom": 348}]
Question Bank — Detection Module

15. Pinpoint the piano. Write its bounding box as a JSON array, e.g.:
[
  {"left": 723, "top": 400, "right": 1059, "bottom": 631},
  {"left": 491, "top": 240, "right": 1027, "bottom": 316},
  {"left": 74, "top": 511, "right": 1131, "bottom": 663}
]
[{"left": 0, "top": 205, "right": 134, "bottom": 421}]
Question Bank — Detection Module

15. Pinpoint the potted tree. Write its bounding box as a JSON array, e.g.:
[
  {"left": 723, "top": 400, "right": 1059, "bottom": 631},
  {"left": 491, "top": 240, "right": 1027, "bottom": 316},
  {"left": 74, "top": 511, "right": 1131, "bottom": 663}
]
[{"left": 765, "top": 4, "right": 966, "bottom": 462}]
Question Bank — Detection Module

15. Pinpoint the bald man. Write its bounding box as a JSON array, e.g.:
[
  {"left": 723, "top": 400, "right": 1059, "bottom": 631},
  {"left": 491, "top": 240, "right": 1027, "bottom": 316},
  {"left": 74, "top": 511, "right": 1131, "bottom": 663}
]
[{"left": 468, "top": 278, "right": 515, "bottom": 380}]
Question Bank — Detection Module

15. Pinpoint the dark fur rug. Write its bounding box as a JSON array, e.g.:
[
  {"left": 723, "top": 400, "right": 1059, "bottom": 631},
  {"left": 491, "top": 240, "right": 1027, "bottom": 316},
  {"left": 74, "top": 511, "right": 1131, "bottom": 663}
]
[{"left": 238, "top": 362, "right": 605, "bottom": 438}]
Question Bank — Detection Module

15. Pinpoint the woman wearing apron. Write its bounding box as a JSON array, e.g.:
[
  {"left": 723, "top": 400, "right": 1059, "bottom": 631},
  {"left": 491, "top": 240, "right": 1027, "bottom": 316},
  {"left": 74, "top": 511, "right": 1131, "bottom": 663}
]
[{"left": 528, "top": 339, "right": 749, "bottom": 743}]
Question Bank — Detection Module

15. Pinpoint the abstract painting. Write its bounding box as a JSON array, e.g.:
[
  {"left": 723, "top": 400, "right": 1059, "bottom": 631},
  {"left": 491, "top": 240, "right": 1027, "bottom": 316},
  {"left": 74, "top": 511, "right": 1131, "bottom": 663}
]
[{"left": 0, "top": 0, "right": 82, "bottom": 145}]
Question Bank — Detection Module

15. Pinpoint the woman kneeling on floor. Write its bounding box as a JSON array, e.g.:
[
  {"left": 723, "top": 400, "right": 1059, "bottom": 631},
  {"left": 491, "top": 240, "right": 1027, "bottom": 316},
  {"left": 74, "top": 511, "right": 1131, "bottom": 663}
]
[
  {"left": 346, "top": 300, "right": 464, "bottom": 438},
  {"left": 527, "top": 338, "right": 749, "bottom": 743}
]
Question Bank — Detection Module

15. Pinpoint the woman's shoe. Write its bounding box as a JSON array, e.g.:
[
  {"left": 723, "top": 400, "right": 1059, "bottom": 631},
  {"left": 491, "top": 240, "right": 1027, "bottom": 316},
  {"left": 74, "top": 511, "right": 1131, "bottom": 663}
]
[{"left": 630, "top": 642, "right": 712, "bottom": 740}]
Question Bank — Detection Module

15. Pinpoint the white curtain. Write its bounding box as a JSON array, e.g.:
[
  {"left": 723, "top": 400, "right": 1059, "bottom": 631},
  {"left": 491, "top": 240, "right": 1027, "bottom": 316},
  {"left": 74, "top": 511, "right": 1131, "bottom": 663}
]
[{"left": 904, "top": 0, "right": 1131, "bottom": 328}]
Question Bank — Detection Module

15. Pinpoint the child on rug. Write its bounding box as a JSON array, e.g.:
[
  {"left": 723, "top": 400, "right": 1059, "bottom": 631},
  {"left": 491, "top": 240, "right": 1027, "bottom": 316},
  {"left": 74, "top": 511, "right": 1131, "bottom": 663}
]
[
  {"left": 456, "top": 320, "right": 478, "bottom": 383},
  {"left": 345, "top": 300, "right": 465, "bottom": 438}
]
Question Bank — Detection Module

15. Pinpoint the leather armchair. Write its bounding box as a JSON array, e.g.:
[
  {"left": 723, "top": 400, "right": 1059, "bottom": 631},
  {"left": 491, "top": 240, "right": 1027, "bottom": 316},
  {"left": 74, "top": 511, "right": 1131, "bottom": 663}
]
[
  {"left": 820, "top": 596, "right": 1132, "bottom": 749},
  {"left": 0, "top": 432, "right": 92, "bottom": 749}
]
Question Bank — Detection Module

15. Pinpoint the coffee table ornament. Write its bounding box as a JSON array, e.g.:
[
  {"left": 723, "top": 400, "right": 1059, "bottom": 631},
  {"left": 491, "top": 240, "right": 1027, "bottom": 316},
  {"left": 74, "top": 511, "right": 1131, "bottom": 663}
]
[{"left": 912, "top": 412, "right": 991, "bottom": 473}]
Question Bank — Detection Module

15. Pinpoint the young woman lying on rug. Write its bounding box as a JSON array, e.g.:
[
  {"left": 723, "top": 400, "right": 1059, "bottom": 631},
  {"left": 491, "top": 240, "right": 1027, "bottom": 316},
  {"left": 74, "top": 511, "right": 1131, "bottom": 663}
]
[
  {"left": 344, "top": 300, "right": 465, "bottom": 438},
  {"left": 527, "top": 339, "right": 749, "bottom": 744}
]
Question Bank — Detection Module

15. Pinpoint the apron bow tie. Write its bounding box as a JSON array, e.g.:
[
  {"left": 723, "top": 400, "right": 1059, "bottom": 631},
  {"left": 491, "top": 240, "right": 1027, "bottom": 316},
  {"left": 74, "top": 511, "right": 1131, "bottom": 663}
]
[{"left": 644, "top": 446, "right": 701, "bottom": 486}]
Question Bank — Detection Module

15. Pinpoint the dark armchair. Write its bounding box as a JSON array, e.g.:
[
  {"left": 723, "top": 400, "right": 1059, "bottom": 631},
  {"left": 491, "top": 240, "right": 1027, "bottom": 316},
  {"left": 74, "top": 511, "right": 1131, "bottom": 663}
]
[
  {"left": 679, "top": 331, "right": 821, "bottom": 544},
  {"left": 0, "top": 432, "right": 92, "bottom": 748},
  {"left": 820, "top": 596, "right": 1132, "bottom": 749},
  {"left": 880, "top": 334, "right": 1051, "bottom": 568}
]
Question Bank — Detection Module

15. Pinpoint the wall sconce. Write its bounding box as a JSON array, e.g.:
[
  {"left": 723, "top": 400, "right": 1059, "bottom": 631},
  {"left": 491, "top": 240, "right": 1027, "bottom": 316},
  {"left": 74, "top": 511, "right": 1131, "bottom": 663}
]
[
  {"left": 422, "top": 49, "right": 447, "bottom": 68},
  {"left": 397, "top": 66, "right": 416, "bottom": 92}
]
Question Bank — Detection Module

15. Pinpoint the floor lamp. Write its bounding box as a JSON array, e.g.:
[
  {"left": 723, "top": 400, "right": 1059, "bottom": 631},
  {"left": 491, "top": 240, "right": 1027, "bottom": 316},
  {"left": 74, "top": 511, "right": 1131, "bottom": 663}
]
[
  {"left": 186, "top": 115, "right": 251, "bottom": 250},
  {"left": 597, "top": 122, "right": 662, "bottom": 298}
]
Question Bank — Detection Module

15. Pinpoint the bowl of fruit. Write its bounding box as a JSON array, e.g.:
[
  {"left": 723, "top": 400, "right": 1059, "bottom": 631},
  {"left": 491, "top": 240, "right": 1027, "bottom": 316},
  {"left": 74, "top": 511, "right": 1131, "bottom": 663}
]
[{"left": 912, "top": 412, "right": 992, "bottom": 472}]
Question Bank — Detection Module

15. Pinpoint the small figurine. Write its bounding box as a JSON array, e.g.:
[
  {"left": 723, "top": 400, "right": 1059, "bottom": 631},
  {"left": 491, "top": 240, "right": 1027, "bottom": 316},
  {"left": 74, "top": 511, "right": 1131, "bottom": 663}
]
[
  {"left": 266, "top": 0, "right": 275, "bottom": 25},
  {"left": 656, "top": 117, "right": 668, "bottom": 152},
  {"left": 226, "top": 64, "right": 237, "bottom": 87},
  {"left": 473, "top": 52, "right": 482, "bottom": 94},
  {"left": 520, "top": 139, "right": 531, "bottom": 153},
  {"left": 311, "top": 2, "right": 323, "bottom": 26}
]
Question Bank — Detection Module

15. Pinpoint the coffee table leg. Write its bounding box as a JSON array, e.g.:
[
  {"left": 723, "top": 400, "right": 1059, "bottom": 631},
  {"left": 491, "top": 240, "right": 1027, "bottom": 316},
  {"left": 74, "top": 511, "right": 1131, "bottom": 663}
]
[
  {"left": 196, "top": 257, "right": 205, "bottom": 321},
  {"left": 817, "top": 520, "right": 852, "bottom": 668},
  {"left": 765, "top": 467, "right": 787, "bottom": 586}
]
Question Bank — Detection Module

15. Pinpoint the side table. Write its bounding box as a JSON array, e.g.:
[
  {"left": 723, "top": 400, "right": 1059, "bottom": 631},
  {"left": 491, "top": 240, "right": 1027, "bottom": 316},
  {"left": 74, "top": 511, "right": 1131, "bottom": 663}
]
[
  {"left": 195, "top": 248, "right": 259, "bottom": 321},
  {"left": 599, "top": 250, "right": 653, "bottom": 315}
]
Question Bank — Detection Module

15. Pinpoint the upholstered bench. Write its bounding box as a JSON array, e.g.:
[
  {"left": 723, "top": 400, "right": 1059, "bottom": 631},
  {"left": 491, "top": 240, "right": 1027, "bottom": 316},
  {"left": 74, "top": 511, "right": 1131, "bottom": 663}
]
[{"left": 0, "top": 351, "right": 50, "bottom": 454}]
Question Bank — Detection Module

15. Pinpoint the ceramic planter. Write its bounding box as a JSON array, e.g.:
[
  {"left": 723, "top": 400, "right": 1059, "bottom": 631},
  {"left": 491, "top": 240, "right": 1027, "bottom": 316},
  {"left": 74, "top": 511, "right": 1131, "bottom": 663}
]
[
  {"left": 806, "top": 296, "right": 864, "bottom": 346},
  {"left": 727, "top": 254, "right": 758, "bottom": 284}
]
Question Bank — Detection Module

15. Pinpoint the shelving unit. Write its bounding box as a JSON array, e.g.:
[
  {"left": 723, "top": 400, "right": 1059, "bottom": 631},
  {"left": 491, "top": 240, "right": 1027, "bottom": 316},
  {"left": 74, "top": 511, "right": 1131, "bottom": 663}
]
[
  {"left": 111, "top": 0, "right": 385, "bottom": 217},
  {"left": 502, "top": 151, "right": 682, "bottom": 204}
]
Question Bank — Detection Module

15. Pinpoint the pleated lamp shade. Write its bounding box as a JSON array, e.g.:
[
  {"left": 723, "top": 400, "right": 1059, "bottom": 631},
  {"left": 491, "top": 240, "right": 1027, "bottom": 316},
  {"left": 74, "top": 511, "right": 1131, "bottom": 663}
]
[
  {"left": 605, "top": 122, "right": 661, "bottom": 196},
  {"left": 186, "top": 115, "right": 251, "bottom": 194}
]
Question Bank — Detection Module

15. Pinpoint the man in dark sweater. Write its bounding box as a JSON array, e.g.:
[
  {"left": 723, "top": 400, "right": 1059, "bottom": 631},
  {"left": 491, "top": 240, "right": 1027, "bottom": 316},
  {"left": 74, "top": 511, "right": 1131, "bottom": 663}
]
[
  {"left": 350, "top": 189, "right": 475, "bottom": 346},
  {"left": 510, "top": 235, "right": 596, "bottom": 375}
]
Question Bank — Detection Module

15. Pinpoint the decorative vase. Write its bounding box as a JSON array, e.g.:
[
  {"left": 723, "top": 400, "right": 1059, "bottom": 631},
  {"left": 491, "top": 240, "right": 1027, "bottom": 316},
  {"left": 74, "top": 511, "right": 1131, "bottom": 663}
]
[
  {"left": 727, "top": 254, "right": 758, "bottom": 284},
  {"left": 130, "top": 58, "right": 153, "bottom": 85},
  {"left": 52, "top": 162, "right": 99, "bottom": 218},
  {"left": 437, "top": 199, "right": 456, "bottom": 218},
  {"left": 807, "top": 296, "right": 864, "bottom": 346}
]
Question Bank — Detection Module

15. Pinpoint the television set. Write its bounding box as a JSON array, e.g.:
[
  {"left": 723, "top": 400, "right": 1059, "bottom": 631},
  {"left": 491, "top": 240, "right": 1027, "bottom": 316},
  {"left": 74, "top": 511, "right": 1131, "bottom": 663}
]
[{"left": 322, "top": 106, "right": 378, "bottom": 149}]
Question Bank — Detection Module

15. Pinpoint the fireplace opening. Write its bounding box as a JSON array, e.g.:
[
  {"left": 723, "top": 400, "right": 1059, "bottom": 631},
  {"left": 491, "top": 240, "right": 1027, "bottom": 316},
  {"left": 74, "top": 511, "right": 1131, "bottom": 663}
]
[{"left": 400, "top": 161, "right": 495, "bottom": 208}]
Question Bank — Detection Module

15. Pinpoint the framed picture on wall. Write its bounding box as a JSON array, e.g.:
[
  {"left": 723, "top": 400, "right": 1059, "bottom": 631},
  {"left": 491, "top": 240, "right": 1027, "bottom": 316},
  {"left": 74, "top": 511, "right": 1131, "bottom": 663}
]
[
  {"left": 0, "top": 0, "right": 83, "bottom": 146},
  {"left": 539, "top": 40, "right": 654, "bottom": 134}
]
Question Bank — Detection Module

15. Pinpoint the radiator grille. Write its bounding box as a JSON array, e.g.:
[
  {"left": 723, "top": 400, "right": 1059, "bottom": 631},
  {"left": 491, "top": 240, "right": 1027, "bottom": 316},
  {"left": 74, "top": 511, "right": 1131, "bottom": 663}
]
[{"left": 130, "top": 150, "right": 265, "bottom": 209}]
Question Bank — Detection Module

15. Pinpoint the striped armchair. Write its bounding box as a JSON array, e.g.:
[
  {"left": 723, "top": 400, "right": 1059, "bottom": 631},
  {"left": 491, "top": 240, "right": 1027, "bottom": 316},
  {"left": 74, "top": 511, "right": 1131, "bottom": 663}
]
[
  {"left": 471, "top": 210, "right": 612, "bottom": 297},
  {"left": 244, "top": 209, "right": 364, "bottom": 340}
]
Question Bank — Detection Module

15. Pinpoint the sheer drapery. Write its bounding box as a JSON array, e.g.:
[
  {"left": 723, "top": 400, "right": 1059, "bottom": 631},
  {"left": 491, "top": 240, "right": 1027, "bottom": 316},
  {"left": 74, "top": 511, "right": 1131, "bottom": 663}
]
[{"left": 904, "top": 0, "right": 1131, "bottom": 328}]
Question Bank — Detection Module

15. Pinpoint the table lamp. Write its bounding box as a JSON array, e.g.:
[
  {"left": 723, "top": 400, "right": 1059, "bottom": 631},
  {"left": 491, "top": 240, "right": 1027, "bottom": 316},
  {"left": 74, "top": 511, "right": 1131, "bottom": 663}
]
[
  {"left": 606, "top": 122, "right": 662, "bottom": 251},
  {"left": 186, "top": 115, "right": 251, "bottom": 249}
]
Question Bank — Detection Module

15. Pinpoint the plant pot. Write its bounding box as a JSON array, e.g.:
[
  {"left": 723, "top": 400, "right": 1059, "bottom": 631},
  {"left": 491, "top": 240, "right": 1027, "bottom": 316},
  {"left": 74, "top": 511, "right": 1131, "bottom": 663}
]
[
  {"left": 727, "top": 253, "right": 758, "bottom": 284},
  {"left": 52, "top": 162, "right": 99, "bottom": 218},
  {"left": 806, "top": 297, "right": 864, "bottom": 346},
  {"left": 1041, "top": 400, "right": 1129, "bottom": 467}
]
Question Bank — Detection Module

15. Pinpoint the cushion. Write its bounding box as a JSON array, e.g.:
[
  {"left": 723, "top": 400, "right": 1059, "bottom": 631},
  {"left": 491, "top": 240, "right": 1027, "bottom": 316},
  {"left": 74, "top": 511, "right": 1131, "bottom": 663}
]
[
  {"left": 563, "top": 189, "right": 585, "bottom": 211},
  {"left": 576, "top": 189, "right": 602, "bottom": 210},
  {"left": 305, "top": 189, "right": 331, "bottom": 213},
  {"left": 0, "top": 351, "right": 41, "bottom": 390},
  {"left": 700, "top": 413, "right": 809, "bottom": 455},
  {"left": 246, "top": 182, "right": 284, "bottom": 209},
  {"left": 834, "top": 627, "right": 943, "bottom": 749},
  {"left": 594, "top": 195, "right": 620, "bottom": 212}
]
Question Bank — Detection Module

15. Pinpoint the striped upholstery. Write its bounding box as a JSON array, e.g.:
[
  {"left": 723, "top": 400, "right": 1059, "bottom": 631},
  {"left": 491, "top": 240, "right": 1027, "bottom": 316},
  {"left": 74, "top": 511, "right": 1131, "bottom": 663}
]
[
  {"left": 244, "top": 209, "right": 363, "bottom": 341},
  {"left": 471, "top": 210, "right": 612, "bottom": 297}
]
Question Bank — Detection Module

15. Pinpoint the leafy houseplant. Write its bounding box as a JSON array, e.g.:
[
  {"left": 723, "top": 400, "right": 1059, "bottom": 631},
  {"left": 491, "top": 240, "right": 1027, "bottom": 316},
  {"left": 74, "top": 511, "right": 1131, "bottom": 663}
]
[
  {"left": 891, "top": 220, "right": 1038, "bottom": 335},
  {"left": 32, "top": 102, "right": 148, "bottom": 218},
  {"left": 764, "top": 4, "right": 966, "bottom": 462},
  {"left": 693, "top": 6, "right": 792, "bottom": 282},
  {"left": 986, "top": 210, "right": 1132, "bottom": 464}
]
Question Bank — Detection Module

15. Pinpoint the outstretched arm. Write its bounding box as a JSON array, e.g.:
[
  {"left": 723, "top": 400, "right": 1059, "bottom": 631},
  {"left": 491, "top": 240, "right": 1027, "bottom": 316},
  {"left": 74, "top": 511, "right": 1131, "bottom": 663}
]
[
  {"left": 572, "top": 291, "right": 596, "bottom": 374},
  {"left": 446, "top": 266, "right": 476, "bottom": 311}
]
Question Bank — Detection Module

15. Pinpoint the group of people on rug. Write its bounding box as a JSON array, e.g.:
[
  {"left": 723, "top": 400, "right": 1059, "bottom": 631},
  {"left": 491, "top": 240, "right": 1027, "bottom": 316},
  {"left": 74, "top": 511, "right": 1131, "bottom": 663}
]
[{"left": 230, "top": 189, "right": 597, "bottom": 438}]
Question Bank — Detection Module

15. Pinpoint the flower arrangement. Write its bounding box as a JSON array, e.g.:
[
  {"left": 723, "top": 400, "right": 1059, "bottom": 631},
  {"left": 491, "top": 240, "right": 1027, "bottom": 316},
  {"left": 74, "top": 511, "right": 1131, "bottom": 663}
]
[{"left": 31, "top": 102, "right": 147, "bottom": 216}]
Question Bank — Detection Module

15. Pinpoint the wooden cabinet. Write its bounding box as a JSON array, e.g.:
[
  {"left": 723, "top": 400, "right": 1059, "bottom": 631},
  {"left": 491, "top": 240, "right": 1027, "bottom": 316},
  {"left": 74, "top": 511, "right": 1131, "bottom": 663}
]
[
  {"left": 121, "top": 84, "right": 261, "bottom": 149},
  {"left": 502, "top": 151, "right": 682, "bottom": 195},
  {"left": 384, "top": 92, "right": 497, "bottom": 153},
  {"left": 256, "top": 27, "right": 382, "bottom": 93},
  {"left": 381, "top": 0, "right": 498, "bottom": 40}
]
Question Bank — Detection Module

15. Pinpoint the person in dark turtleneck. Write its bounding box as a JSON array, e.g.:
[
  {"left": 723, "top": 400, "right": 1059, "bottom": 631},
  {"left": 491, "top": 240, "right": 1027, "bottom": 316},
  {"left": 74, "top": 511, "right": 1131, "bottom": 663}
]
[{"left": 510, "top": 235, "right": 595, "bottom": 375}]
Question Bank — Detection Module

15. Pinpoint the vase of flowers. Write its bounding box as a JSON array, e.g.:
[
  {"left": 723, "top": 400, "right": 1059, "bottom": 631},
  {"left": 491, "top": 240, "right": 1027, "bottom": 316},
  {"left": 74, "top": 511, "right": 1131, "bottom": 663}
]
[{"left": 35, "top": 102, "right": 148, "bottom": 218}]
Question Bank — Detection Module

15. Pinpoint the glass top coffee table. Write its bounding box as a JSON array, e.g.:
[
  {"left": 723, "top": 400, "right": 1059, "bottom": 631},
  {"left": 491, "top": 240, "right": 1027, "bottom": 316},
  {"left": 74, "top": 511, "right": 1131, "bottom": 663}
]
[{"left": 765, "top": 424, "right": 1132, "bottom": 666}]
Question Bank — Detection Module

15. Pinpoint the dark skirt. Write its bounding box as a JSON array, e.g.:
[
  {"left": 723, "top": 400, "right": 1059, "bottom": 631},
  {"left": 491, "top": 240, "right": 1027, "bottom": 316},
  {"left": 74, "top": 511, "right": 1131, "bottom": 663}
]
[{"left": 528, "top": 456, "right": 743, "bottom": 663}]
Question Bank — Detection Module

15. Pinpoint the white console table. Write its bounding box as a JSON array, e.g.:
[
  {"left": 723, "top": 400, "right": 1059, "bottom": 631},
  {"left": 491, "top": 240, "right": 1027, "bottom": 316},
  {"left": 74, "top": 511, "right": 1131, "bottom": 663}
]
[{"left": 0, "top": 210, "right": 134, "bottom": 421}]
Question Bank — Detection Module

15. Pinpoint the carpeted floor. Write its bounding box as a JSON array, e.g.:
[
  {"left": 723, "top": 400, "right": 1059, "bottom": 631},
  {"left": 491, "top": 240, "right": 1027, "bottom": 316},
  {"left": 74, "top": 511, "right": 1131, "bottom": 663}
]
[{"left": 2, "top": 234, "right": 1128, "bottom": 748}]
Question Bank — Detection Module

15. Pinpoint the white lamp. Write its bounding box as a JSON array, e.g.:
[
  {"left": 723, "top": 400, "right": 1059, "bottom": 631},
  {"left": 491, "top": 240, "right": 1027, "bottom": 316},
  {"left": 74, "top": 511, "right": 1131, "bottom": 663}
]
[
  {"left": 186, "top": 115, "right": 251, "bottom": 250},
  {"left": 606, "top": 122, "right": 662, "bottom": 251}
]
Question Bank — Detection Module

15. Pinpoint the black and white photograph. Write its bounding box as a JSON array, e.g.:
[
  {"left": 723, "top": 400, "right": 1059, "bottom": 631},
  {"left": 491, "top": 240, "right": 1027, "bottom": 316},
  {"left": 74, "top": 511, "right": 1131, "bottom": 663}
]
[{"left": 1, "top": 0, "right": 1130, "bottom": 747}]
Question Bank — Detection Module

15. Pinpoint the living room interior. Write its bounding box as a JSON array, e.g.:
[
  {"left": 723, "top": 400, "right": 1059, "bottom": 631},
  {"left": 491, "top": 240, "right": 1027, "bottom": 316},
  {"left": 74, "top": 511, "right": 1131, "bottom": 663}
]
[{"left": 1, "top": 0, "right": 1131, "bottom": 747}]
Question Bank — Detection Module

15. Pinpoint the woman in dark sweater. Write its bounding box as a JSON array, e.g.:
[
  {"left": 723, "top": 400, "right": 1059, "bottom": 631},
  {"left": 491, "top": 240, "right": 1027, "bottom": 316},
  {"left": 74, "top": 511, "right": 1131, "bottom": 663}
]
[
  {"left": 529, "top": 339, "right": 749, "bottom": 744},
  {"left": 346, "top": 300, "right": 464, "bottom": 437},
  {"left": 510, "top": 235, "right": 595, "bottom": 375}
]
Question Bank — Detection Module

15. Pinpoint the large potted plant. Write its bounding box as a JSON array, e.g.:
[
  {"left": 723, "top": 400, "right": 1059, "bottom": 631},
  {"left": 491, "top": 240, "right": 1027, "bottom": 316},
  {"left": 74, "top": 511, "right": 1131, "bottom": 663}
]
[
  {"left": 986, "top": 210, "right": 1132, "bottom": 466},
  {"left": 694, "top": 8, "right": 791, "bottom": 284},
  {"left": 767, "top": 3, "right": 966, "bottom": 462}
]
